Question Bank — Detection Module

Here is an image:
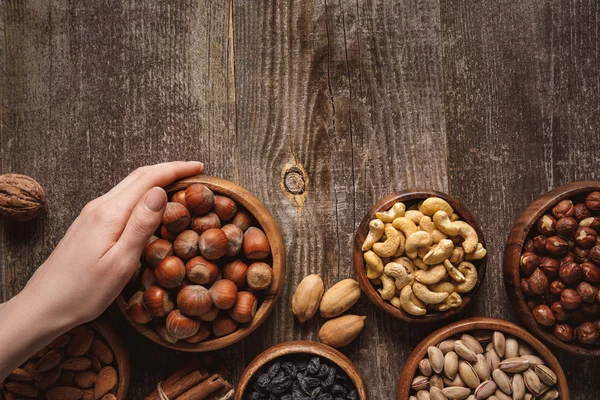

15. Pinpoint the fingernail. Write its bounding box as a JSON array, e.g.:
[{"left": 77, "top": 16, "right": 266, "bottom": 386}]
[{"left": 144, "top": 187, "right": 167, "bottom": 212}]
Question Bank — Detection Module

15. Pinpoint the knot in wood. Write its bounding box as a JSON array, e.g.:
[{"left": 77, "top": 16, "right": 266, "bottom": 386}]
[{"left": 283, "top": 168, "right": 306, "bottom": 195}]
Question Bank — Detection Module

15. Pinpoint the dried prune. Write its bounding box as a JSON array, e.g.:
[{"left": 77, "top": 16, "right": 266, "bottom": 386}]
[
  {"left": 269, "top": 375, "right": 292, "bottom": 395},
  {"left": 268, "top": 361, "right": 281, "bottom": 378}
]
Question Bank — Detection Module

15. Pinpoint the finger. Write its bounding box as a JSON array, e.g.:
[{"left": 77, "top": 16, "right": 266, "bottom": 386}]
[{"left": 103, "top": 186, "right": 167, "bottom": 273}]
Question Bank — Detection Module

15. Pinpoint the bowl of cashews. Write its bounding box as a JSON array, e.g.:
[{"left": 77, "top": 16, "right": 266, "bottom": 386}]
[{"left": 353, "top": 189, "right": 488, "bottom": 323}]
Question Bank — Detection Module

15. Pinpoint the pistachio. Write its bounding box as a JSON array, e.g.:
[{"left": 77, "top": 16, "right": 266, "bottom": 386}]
[
  {"left": 319, "top": 279, "right": 361, "bottom": 318},
  {"left": 443, "top": 374, "right": 466, "bottom": 388},
  {"left": 444, "top": 351, "right": 459, "bottom": 379},
  {"left": 504, "top": 337, "right": 519, "bottom": 358},
  {"left": 523, "top": 369, "right": 541, "bottom": 395},
  {"left": 485, "top": 349, "right": 500, "bottom": 372},
  {"left": 491, "top": 369, "right": 512, "bottom": 395},
  {"left": 511, "top": 373, "right": 525, "bottom": 400},
  {"left": 472, "top": 330, "right": 493, "bottom": 344},
  {"left": 428, "top": 346, "right": 445, "bottom": 374},
  {"left": 417, "top": 390, "right": 431, "bottom": 400},
  {"left": 534, "top": 365, "right": 557, "bottom": 386},
  {"left": 494, "top": 389, "right": 513, "bottom": 400},
  {"left": 412, "top": 376, "right": 430, "bottom": 391},
  {"left": 460, "top": 334, "right": 484, "bottom": 355},
  {"left": 498, "top": 357, "right": 529, "bottom": 373},
  {"left": 458, "top": 361, "right": 480, "bottom": 389},
  {"left": 472, "top": 354, "right": 491, "bottom": 381},
  {"left": 442, "top": 386, "right": 471, "bottom": 400},
  {"left": 429, "top": 375, "right": 444, "bottom": 390},
  {"left": 454, "top": 340, "right": 477, "bottom": 363},
  {"left": 519, "top": 354, "right": 544, "bottom": 366},
  {"left": 429, "top": 387, "right": 446, "bottom": 400},
  {"left": 492, "top": 332, "right": 505, "bottom": 357},
  {"left": 537, "top": 389, "right": 559, "bottom": 400},
  {"left": 438, "top": 339, "right": 457, "bottom": 354},
  {"left": 291, "top": 274, "right": 324, "bottom": 323},
  {"left": 518, "top": 343, "right": 534, "bottom": 356},
  {"left": 419, "top": 358, "right": 433, "bottom": 377},
  {"left": 474, "top": 380, "right": 496, "bottom": 400}
]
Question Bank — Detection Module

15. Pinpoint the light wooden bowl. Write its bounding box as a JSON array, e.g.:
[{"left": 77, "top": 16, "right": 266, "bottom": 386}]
[
  {"left": 90, "top": 320, "right": 131, "bottom": 400},
  {"left": 503, "top": 181, "right": 600, "bottom": 356},
  {"left": 353, "top": 189, "right": 487, "bottom": 323},
  {"left": 234, "top": 341, "right": 368, "bottom": 399},
  {"left": 396, "top": 317, "right": 569, "bottom": 400},
  {"left": 115, "top": 175, "right": 286, "bottom": 352}
]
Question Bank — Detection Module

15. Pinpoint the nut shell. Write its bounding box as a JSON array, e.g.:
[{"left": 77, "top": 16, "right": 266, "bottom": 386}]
[
  {"left": 243, "top": 227, "right": 271, "bottom": 259},
  {"left": 198, "top": 228, "right": 228, "bottom": 260},
  {"left": 185, "top": 256, "right": 219, "bottom": 284},
  {"left": 213, "top": 195, "right": 237, "bottom": 222},
  {"left": 143, "top": 286, "right": 174, "bottom": 317},
  {"left": 0, "top": 173, "right": 45, "bottom": 221},
  {"left": 209, "top": 279, "right": 238, "bottom": 310},
  {"left": 126, "top": 291, "right": 152, "bottom": 324},
  {"left": 231, "top": 208, "right": 253, "bottom": 231},
  {"left": 144, "top": 239, "right": 173, "bottom": 268},
  {"left": 154, "top": 256, "right": 186, "bottom": 289},
  {"left": 171, "top": 190, "right": 188, "bottom": 208},
  {"left": 173, "top": 230, "right": 200, "bottom": 259},
  {"left": 318, "top": 314, "right": 366, "bottom": 348},
  {"left": 190, "top": 213, "right": 222, "bottom": 235},
  {"left": 166, "top": 310, "right": 201, "bottom": 339},
  {"left": 229, "top": 291, "right": 258, "bottom": 323},
  {"left": 585, "top": 191, "right": 600, "bottom": 211},
  {"left": 222, "top": 224, "right": 244, "bottom": 257},
  {"left": 162, "top": 202, "right": 191, "bottom": 233},
  {"left": 185, "top": 184, "right": 214, "bottom": 215},
  {"left": 246, "top": 262, "right": 273, "bottom": 291},
  {"left": 212, "top": 314, "right": 238, "bottom": 337},
  {"left": 222, "top": 259, "right": 248, "bottom": 288},
  {"left": 292, "top": 274, "right": 325, "bottom": 323},
  {"left": 177, "top": 285, "right": 213, "bottom": 316}
]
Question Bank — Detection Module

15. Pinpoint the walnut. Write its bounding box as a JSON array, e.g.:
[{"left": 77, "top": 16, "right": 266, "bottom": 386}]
[{"left": 0, "top": 174, "right": 45, "bottom": 221}]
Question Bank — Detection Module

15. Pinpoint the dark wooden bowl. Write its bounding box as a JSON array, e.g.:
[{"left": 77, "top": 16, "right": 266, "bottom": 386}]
[
  {"left": 396, "top": 317, "right": 569, "bottom": 400},
  {"left": 234, "top": 341, "right": 368, "bottom": 399},
  {"left": 90, "top": 320, "right": 131, "bottom": 400},
  {"left": 503, "top": 181, "right": 600, "bottom": 356},
  {"left": 353, "top": 189, "right": 487, "bottom": 323},
  {"left": 115, "top": 175, "right": 286, "bottom": 352}
]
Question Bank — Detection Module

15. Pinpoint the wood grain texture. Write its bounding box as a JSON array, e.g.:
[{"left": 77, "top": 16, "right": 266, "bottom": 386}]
[{"left": 1, "top": 0, "right": 599, "bottom": 398}]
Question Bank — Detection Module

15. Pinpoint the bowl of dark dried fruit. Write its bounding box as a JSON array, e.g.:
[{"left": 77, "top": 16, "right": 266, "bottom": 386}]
[
  {"left": 234, "top": 341, "right": 368, "bottom": 399},
  {"left": 504, "top": 181, "right": 600, "bottom": 356}
]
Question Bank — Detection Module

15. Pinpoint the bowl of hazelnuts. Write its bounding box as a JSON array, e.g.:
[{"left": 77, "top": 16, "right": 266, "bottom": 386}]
[
  {"left": 504, "top": 181, "right": 600, "bottom": 356},
  {"left": 116, "top": 175, "right": 286, "bottom": 351}
]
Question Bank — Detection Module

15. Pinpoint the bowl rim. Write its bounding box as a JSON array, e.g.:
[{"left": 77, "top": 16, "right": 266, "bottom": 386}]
[
  {"left": 233, "top": 340, "right": 368, "bottom": 400},
  {"left": 352, "top": 189, "right": 487, "bottom": 323},
  {"left": 503, "top": 180, "right": 600, "bottom": 356},
  {"left": 396, "top": 317, "right": 569, "bottom": 400},
  {"left": 115, "top": 175, "right": 286, "bottom": 352},
  {"left": 90, "top": 320, "right": 131, "bottom": 400}
]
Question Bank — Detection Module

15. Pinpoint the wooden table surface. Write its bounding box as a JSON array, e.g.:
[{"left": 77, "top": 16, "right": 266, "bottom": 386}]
[{"left": 1, "top": 1, "right": 599, "bottom": 398}]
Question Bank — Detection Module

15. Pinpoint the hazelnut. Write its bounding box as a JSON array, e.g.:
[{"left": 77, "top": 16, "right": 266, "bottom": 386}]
[
  {"left": 173, "top": 230, "right": 200, "bottom": 260},
  {"left": 553, "top": 324, "right": 574, "bottom": 342},
  {"left": 576, "top": 321, "right": 599, "bottom": 344},
  {"left": 213, "top": 195, "right": 237, "bottom": 222},
  {"left": 523, "top": 239, "right": 535, "bottom": 253},
  {"left": 585, "top": 191, "right": 600, "bottom": 211},
  {"left": 231, "top": 208, "right": 254, "bottom": 231},
  {"left": 190, "top": 213, "right": 222, "bottom": 235},
  {"left": 162, "top": 202, "right": 191, "bottom": 233},
  {"left": 560, "top": 252, "right": 575, "bottom": 266},
  {"left": 156, "top": 324, "right": 178, "bottom": 344},
  {"left": 154, "top": 256, "right": 186, "bottom": 289},
  {"left": 185, "top": 184, "right": 214, "bottom": 215},
  {"left": 144, "top": 239, "right": 173, "bottom": 267},
  {"left": 177, "top": 285, "right": 213, "bottom": 316},
  {"left": 573, "top": 203, "right": 592, "bottom": 221},
  {"left": 185, "top": 256, "right": 218, "bottom": 284},
  {"left": 575, "top": 227, "right": 597, "bottom": 249},
  {"left": 573, "top": 246, "right": 590, "bottom": 263},
  {"left": 552, "top": 199, "right": 575, "bottom": 218},
  {"left": 209, "top": 279, "right": 238, "bottom": 310},
  {"left": 246, "top": 262, "right": 273, "bottom": 291},
  {"left": 143, "top": 286, "right": 174, "bottom": 317},
  {"left": 528, "top": 268, "right": 549, "bottom": 295},
  {"left": 558, "top": 261, "right": 582, "bottom": 285},
  {"left": 171, "top": 190, "right": 188, "bottom": 208},
  {"left": 222, "top": 259, "right": 249, "bottom": 288},
  {"left": 532, "top": 235, "right": 547, "bottom": 254},
  {"left": 184, "top": 325, "right": 210, "bottom": 344},
  {"left": 551, "top": 301, "right": 569, "bottom": 321},
  {"left": 243, "top": 227, "right": 271, "bottom": 259},
  {"left": 199, "top": 305, "right": 219, "bottom": 322},
  {"left": 549, "top": 280, "right": 565, "bottom": 296},
  {"left": 520, "top": 278, "right": 534, "bottom": 297},
  {"left": 582, "top": 262, "right": 600, "bottom": 283},
  {"left": 581, "top": 303, "right": 599, "bottom": 316},
  {"left": 544, "top": 236, "right": 569, "bottom": 256},
  {"left": 555, "top": 217, "right": 578, "bottom": 238},
  {"left": 141, "top": 268, "right": 156, "bottom": 289},
  {"left": 537, "top": 214, "right": 557, "bottom": 236},
  {"left": 166, "top": 310, "right": 201, "bottom": 340},
  {"left": 520, "top": 252, "right": 540, "bottom": 276},
  {"left": 576, "top": 281, "right": 598, "bottom": 303},
  {"left": 212, "top": 314, "right": 239, "bottom": 337},
  {"left": 126, "top": 291, "right": 153, "bottom": 324},
  {"left": 539, "top": 257, "right": 560, "bottom": 278},
  {"left": 589, "top": 245, "right": 600, "bottom": 264},
  {"left": 198, "top": 228, "right": 228, "bottom": 260},
  {"left": 160, "top": 225, "right": 177, "bottom": 242},
  {"left": 532, "top": 305, "right": 556, "bottom": 326},
  {"left": 221, "top": 224, "right": 244, "bottom": 257},
  {"left": 229, "top": 291, "right": 258, "bottom": 323},
  {"left": 560, "top": 288, "right": 582, "bottom": 310}
]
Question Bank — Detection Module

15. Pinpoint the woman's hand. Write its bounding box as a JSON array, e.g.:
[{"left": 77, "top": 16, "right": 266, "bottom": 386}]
[{"left": 0, "top": 161, "right": 203, "bottom": 379}]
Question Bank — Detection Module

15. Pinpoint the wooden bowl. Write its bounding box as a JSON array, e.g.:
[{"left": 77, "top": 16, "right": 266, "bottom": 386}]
[
  {"left": 503, "top": 181, "right": 600, "bottom": 356},
  {"left": 115, "top": 175, "right": 286, "bottom": 352},
  {"left": 234, "top": 341, "right": 368, "bottom": 399},
  {"left": 353, "top": 189, "right": 487, "bottom": 323},
  {"left": 90, "top": 319, "right": 131, "bottom": 400},
  {"left": 396, "top": 317, "right": 569, "bottom": 399}
]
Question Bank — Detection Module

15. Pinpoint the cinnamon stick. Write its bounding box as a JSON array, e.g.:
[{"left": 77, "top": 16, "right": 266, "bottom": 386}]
[
  {"left": 146, "top": 368, "right": 208, "bottom": 400},
  {"left": 175, "top": 374, "right": 226, "bottom": 400},
  {"left": 145, "top": 358, "right": 204, "bottom": 400}
]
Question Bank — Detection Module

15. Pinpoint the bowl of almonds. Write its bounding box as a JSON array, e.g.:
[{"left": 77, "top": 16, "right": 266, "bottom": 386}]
[
  {"left": 397, "top": 317, "right": 568, "bottom": 400},
  {"left": 504, "top": 181, "right": 600, "bottom": 356},
  {"left": 0, "top": 320, "right": 130, "bottom": 400},
  {"left": 353, "top": 189, "right": 487, "bottom": 322}
]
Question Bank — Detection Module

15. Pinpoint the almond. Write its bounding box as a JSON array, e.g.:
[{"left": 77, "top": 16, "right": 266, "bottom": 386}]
[
  {"left": 61, "top": 357, "right": 93, "bottom": 371},
  {"left": 292, "top": 274, "right": 325, "bottom": 323},
  {"left": 90, "top": 340, "right": 113, "bottom": 365},
  {"left": 9, "top": 368, "right": 32, "bottom": 382},
  {"left": 34, "top": 350, "right": 64, "bottom": 373},
  {"left": 89, "top": 354, "right": 103, "bottom": 373},
  {"left": 319, "top": 279, "right": 361, "bottom": 318},
  {"left": 318, "top": 314, "right": 366, "bottom": 348},
  {"left": 57, "top": 371, "right": 76, "bottom": 386},
  {"left": 67, "top": 327, "right": 95, "bottom": 356},
  {"left": 74, "top": 371, "right": 98, "bottom": 389},
  {"left": 49, "top": 333, "right": 72, "bottom": 349},
  {"left": 94, "top": 366, "right": 117, "bottom": 399},
  {"left": 5, "top": 382, "right": 39, "bottom": 397},
  {"left": 82, "top": 389, "right": 95, "bottom": 400},
  {"left": 46, "top": 386, "right": 84, "bottom": 400},
  {"left": 34, "top": 367, "right": 61, "bottom": 390}
]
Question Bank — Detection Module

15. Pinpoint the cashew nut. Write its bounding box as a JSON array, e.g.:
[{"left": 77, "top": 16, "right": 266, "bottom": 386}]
[
  {"left": 404, "top": 210, "right": 424, "bottom": 225},
  {"left": 390, "top": 296, "right": 402, "bottom": 309},
  {"left": 421, "top": 197, "right": 454, "bottom": 216},
  {"left": 436, "top": 292, "right": 463, "bottom": 311},
  {"left": 364, "top": 250, "right": 384, "bottom": 279},
  {"left": 419, "top": 216, "right": 435, "bottom": 233},
  {"left": 375, "top": 202, "right": 406, "bottom": 222},
  {"left": 414, "top": 257, "right": 429, "bottom": 270},
  {"left": 399, "top": 285, "right": 427, "bottom": 316},
  {"left": 405, "top": 231, "right": 433, "bottom": 259},
  {"left": 423, "top": 239, "right": 455, "bottom": 265},
  {"left": 465, "top": 242, "right": 487, "bottom": 260},
  {"left": 414, "top": 264, "right": 447, "bottom": 285},
  {"left": 433, "top": 211, "right": 461, "bottom": 236},
  {"left": 450, "top": 213, "right": 460, "bottom": 222},
  {"left": 362, "top": 219, "right": 385, "bottom": 251},
  {"left": 391, "top": 229, "right": 406, "bottom": 257},
  {"left": 378, "top": 273, "right": 395, "bottom": 300},
  {"left": 411, "top": 293, "right": 427, "bottom": 309},
  {"left": 429, "top": 281, "right": 455, "bottom": 294},
  {"left": 455, "top": 261, "right": 478, "bottom": 293},
  {"left": 444, "top": 259, "right": 465, "bottom": 283},
  {"left": 413, "top": 281, "right": 449, "bottom": 304},
  {"left": 372, "top": 224, "right": 402, "bottom": 257},
  {"left": 392, "top": 217, "right": 418, "bottom": 238},
  {"left": 449, "top": 247, "right": 465, "bottom": 264},
  {"left": 392, "top": 256, "right": 416, "bottom": 274},
  {"left": 431, "top": 229, "right": 448, "bottom": 243},
  {"left": 384, "top": 262, "right": 414, "bottom": 290},
  {"left": 417, "top": 245, "right": 432, "bottom": 260},
  {"left": 453, "top": 221, "right": 478, "bottom": 253}
]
